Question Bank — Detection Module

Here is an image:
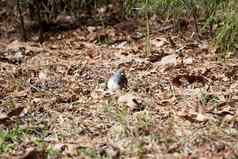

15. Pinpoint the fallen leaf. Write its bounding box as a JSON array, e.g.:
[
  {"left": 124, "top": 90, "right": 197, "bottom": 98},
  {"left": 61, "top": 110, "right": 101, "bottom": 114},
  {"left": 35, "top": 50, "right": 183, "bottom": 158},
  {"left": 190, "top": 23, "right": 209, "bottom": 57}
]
[
  {"left": 184, "top": 57, "right": 193, "bottom": 65},
  {"left": 178, "top": 111, "right": 209, "bottom": 122},
  {"left": 19, "top": 148, "right": 46, "bottom": 159},
  {"left": 160, "top": 54, "right": 177, "bottom": 65},
  {"left": 53, "top": 143, "right": 67, "bottom": 152},
  {"left": 7, "top": 106, "right": 24, "bottom": 118},
  {"left": 118, "top": 93, "right": 144, "bottom": 111},
  {"left": 147, "top": 50, "right": 166, "bottom": 63},
  {"left": 193, "top": 113, "right": 209, "bottom": 122},
  {"left": 11, "top": 90, "right": 28, "bottom": 97},
  {"left": 0, "top": 113, "right": 9, "bottom": 125},
  {"left": 56, "top": 94, "right": 78, "bottom": 103},
  {"left": 172, "top": 74, "right": 207, "bottom": 87},
  {"left": 151, "top": 37, "right": 168, "bottom": 48},
  {"left": 96, "top": 143, "right": 120, "bottom": 159}
]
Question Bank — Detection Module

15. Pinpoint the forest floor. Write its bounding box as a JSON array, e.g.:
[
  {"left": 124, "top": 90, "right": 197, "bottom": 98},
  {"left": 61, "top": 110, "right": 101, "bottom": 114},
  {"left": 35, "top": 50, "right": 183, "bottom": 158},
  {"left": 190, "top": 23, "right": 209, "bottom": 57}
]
[{"left": 0, "top": 14, "right": 238, "bottom": 159}]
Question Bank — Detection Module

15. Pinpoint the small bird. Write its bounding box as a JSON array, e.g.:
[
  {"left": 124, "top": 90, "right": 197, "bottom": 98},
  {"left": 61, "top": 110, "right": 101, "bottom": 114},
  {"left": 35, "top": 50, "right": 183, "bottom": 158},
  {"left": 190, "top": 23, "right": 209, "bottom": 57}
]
[{"left": 107, "top": 68, "right": 128, "bottom": 92}]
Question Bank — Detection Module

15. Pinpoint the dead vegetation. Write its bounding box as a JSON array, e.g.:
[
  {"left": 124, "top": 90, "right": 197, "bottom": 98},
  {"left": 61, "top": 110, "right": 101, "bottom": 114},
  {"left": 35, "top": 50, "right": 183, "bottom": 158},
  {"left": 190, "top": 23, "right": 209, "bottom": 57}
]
[{"left": 0, "top": 2, "right": 238, "bottom": 159}]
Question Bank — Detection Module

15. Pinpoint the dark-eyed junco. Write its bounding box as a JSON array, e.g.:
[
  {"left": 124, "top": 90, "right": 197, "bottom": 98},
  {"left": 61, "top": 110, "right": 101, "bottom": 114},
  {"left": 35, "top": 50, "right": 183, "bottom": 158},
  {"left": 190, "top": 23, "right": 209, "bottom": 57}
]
[{"left": 107, "top": 68, "right": 128, "bottom": 92}]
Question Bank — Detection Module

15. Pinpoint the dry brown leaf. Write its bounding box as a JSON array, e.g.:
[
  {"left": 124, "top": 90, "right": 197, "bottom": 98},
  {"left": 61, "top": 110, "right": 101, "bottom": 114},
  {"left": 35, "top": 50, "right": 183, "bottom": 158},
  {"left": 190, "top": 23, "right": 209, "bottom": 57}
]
[
  {"left": 147, "top": 50, "right": 165, "bottom": 63},
  {"left": 53, "top": 143, "right": 67, "bottom": 152},
  {"left": 0, "top": 112, "right": 9, "bottom": 125},
  {"left": 118, "top": 93, "right": 144, "bottom": 112},
  {"left": 172, "top": 74, "right": 207, "bottom": 87},
  {"left": 177, "top": 110, "right": 209, "bottom": 122},
  {"left": 7, "top": 106, "right": 24, "bottom": 118},
  {"left": 114, "top": 21, "right": 138, "bottom": 34},
  {"left": 56, "top": 94, "right": 78, "bottom": 103},
  {"left": 19, "top": 148, "right": 46, "bottom": 159},
  {"left": 151, "top": 37, "right": 168, "bottom": 48},
  {"left": 11, "top": 90, "right": 28, "bottom": 98},
  {"left": 183, "top": 57, "right": 193, "bottom": 65},
  {"left": 96, "top": 143, "right": 120, "bottom": 159},
  {"left": 192, "top": 113, "right": 209, "bottom": 122}
]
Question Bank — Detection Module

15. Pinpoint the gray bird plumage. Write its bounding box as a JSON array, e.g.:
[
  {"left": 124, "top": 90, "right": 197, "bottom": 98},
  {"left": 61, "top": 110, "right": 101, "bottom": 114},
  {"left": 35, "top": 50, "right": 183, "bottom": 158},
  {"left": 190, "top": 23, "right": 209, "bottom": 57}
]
[{"left": 107, "top": 68, "right": 128, "bottom": 91}]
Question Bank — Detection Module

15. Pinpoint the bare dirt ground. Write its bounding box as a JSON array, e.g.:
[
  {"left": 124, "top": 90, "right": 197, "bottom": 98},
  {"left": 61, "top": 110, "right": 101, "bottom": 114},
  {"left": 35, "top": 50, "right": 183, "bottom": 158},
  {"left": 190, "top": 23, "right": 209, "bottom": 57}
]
[{"left": 0, "top": 15, "right": 238, "bottom": 159}]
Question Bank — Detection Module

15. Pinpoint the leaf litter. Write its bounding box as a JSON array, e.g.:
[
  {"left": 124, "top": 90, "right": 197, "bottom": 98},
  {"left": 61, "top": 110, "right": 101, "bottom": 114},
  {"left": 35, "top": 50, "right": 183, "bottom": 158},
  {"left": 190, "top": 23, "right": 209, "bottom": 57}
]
[{"left": 0, "top": 17, "right": 238, "bottom": 159}]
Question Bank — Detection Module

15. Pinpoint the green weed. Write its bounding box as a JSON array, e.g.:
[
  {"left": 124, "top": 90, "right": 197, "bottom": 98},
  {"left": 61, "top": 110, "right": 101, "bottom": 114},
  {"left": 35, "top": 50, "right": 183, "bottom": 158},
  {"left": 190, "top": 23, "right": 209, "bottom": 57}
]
[{"left": 0, "top": 126, "right": 25, "bottom": 153}]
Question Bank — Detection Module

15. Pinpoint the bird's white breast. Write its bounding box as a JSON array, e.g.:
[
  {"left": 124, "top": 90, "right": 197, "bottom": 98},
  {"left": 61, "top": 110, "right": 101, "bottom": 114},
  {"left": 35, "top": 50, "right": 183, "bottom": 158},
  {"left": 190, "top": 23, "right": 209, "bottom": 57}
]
[{"left": 107, "top": 77, "right": 121, "bottom": 91}]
